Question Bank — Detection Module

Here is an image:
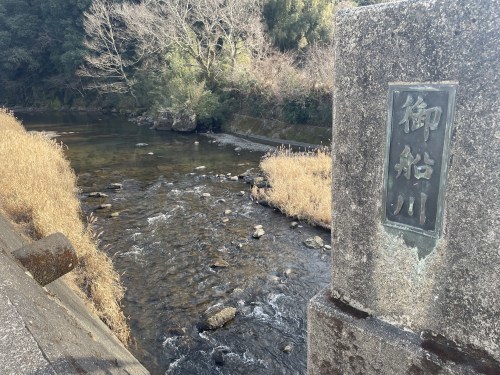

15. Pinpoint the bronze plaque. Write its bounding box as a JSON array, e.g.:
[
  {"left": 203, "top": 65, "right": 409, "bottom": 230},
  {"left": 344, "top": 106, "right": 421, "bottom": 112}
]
[{"left": 383, "top": 84, "right": 456, "bottom": 237}]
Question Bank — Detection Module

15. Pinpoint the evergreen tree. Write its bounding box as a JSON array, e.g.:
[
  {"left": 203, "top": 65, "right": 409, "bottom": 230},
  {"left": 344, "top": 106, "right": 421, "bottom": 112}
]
[
  {"left": 0, "top": 0, "right": 92, "bottom": 106},
  {"left": 263, "top": 0, "right": 334, "bottom": 51}
]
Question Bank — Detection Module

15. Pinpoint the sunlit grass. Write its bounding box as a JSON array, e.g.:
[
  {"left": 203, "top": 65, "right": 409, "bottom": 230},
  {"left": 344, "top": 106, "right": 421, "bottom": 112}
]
[
  {"left": 252, "top": 146, "right": 332, "bottom": 229},
  {"left": 0, "top": 109, "right": 129, "bottom": 344}
]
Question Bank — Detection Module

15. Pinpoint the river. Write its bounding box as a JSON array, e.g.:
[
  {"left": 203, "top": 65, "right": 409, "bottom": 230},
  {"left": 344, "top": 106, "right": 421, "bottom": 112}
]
[{"left": 19, "top": 112, "right": 331, "bottom": 375}]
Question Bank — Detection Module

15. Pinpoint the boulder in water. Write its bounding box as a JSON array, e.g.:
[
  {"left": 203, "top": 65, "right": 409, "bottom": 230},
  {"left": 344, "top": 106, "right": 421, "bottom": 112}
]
[
  {"left": 304, "top": 236, "right": 324, "bottom": 249},
  {"left": 253, "top": 228, "right": 265, "bottom": 238},
  {"left": 212, "top": 346, "right": 230, "bottom": 366},
  {"left": 171, "top": 109, "right": 197, "bottom": 132},
  {"left": 203, "top": 307, "right": 237, "bottom": 330},
  {"left": 152, "top": 112, "right": 173, "bottom": 131}
]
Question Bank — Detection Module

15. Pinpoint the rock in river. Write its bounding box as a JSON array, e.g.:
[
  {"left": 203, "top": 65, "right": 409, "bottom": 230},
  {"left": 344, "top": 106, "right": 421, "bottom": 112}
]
[
  {"left": 212, "top": 347, "right": 230, "bottom": 366},
  {"left": 253, "top": 228, "right": 265, "bottom": 239},
  {"left": 108, "top": 183, "right": 123, "bottom": 190},
  {"left": 304, "top": 236, "right": 324, "bottom": 249},
  {"left": 88, "top": 192, "right": 108, "bottom": 198},
  {"left": 171, "top": 109, "right": 197, "bottom": 132},
  {"left": 282, "top": 343, "right": 294, "bottom": 354},
  {"left": 210, "top": 260, "right": 229, "bottom": 268},
  {"left": 204, "top": 307, "right": 237, "bottom": 330}
]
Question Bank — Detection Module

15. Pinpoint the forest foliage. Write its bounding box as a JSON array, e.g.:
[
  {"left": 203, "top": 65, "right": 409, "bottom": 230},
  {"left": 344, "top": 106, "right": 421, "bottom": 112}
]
[{"left": 0, "top": 0, "right": 389, "bottom": 127}]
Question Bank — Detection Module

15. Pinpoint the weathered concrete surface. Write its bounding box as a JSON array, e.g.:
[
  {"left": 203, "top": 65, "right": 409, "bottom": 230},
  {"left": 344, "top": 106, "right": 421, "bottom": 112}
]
[
  {"left": 223, "top": 114, "right": 331, "bottom": 146},
  {"left": 12, "top": 232, "right": 77, "bottom": 286},
  {"left": 0, "top": 293, "right": 56, "bottom": 375},
  {"left": 308, "top": 0, "right": 499, "bottom": 373},
  {"left": 307, "top": 289, "right": 491, "bottom": 375},
  {"left": 328, "top": 0, "right": 499, "bottom": 358},
  {"left": 0, "top": 213, "right": 149, "bottom": 374}
]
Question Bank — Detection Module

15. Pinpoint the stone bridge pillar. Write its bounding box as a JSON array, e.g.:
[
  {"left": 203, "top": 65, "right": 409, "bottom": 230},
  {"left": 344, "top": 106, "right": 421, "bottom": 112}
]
[{"left": 308, "top": 1, "right": 500, "bottom": 373}]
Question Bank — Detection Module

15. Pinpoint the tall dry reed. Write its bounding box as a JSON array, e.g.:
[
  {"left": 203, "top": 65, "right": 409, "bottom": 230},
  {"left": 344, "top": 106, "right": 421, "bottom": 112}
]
[
  {"left": 0, "top": 109, "right": 129, "bottom": 344},
  {"left": 252, "top": 146, "right": 332, "bottom": 229}
]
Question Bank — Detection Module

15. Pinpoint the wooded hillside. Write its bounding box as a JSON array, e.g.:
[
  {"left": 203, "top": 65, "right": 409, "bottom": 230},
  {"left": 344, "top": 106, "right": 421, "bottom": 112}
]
[{"left": 0, "top": 0, "right": 389, "bottom": 127}]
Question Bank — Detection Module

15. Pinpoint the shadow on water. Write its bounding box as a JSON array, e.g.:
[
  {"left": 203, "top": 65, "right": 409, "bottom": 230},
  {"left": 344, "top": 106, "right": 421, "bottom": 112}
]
[{"left": 19, "top": 112, "right": 331, "bottom": 375}]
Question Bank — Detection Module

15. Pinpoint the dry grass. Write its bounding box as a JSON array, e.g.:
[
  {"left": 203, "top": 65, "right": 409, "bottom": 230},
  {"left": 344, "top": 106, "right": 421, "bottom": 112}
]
[
  {"left": 252, "top": 146, "right": 332, "bottom": 229},
  {"left": 0, "top": 109, "right": 129, "bottom": 344}
]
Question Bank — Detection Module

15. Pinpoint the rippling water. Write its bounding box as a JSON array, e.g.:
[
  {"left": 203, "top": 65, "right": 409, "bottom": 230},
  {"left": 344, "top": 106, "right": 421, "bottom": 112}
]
[{"left": 20, "top": 112, "right": 331, "bottom": 375}]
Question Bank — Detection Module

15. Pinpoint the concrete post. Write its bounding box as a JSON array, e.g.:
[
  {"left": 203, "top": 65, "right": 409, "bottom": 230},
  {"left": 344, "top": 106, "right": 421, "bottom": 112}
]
[{"left": 12, "top": 233, "right": 78, "bottom": 286}]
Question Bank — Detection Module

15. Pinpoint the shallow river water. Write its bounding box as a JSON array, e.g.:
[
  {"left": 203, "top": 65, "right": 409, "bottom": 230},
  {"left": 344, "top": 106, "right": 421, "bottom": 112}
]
[{"left": 20, "top": 112, "right": 331, "bottom": 375}]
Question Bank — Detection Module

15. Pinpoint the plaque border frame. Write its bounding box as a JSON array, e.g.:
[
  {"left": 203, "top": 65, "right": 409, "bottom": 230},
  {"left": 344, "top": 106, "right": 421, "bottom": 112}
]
[{"left": 382, "top": 83, "right": 457, "bottom": 238}]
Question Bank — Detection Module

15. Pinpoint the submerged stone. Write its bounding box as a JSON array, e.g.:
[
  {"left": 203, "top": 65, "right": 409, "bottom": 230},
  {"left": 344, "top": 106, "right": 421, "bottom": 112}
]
[
  {"left": 88, "top": 192, "right": 108, "bottom": 198},
  {"left": 304, "top": 236, "right": 324, "bottom": 249},
  {"left": 108, "top": 183, "right": 122, "bottom": 190}
]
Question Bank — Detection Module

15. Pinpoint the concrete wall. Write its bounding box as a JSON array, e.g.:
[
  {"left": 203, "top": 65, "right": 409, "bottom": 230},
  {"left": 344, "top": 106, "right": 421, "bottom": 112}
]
[
  {"left": 0, "top": 213, "right": 149, "bottom": 374},
  {"left": 308, "top": 0, "right": 500, "bottom": 373},
  {"left": 223, "top": 114, "right": 332, "bottom": 146}
]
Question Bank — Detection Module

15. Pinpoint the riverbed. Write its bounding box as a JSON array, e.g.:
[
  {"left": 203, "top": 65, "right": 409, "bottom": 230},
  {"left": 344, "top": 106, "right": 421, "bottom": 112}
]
[{"left": 19, "top": 112, "right": 331, "bottom": 375}]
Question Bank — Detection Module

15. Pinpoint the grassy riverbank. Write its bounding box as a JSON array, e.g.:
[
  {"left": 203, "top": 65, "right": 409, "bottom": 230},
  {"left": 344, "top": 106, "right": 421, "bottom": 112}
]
[
  {"left": 252, "top": 147, "right": 332, "bottom": 229},
  {"left": 0, "top": 109, "right": 129, "bottom": 344}
]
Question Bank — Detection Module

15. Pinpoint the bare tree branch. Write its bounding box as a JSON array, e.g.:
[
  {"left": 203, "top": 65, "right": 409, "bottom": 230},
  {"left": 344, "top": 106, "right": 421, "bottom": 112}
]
[
  {"left": 77, "top": 0, "right": 137, "bottom": 96},
  {"left": 79, "top": 0, "right": 267, "bottom": 93}
]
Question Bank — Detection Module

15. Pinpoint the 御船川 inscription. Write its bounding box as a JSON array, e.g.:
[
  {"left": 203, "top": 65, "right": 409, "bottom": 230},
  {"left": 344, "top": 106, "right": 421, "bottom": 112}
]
[{"left": 383, "top": 84, "right": 457, "bottom": 237}]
